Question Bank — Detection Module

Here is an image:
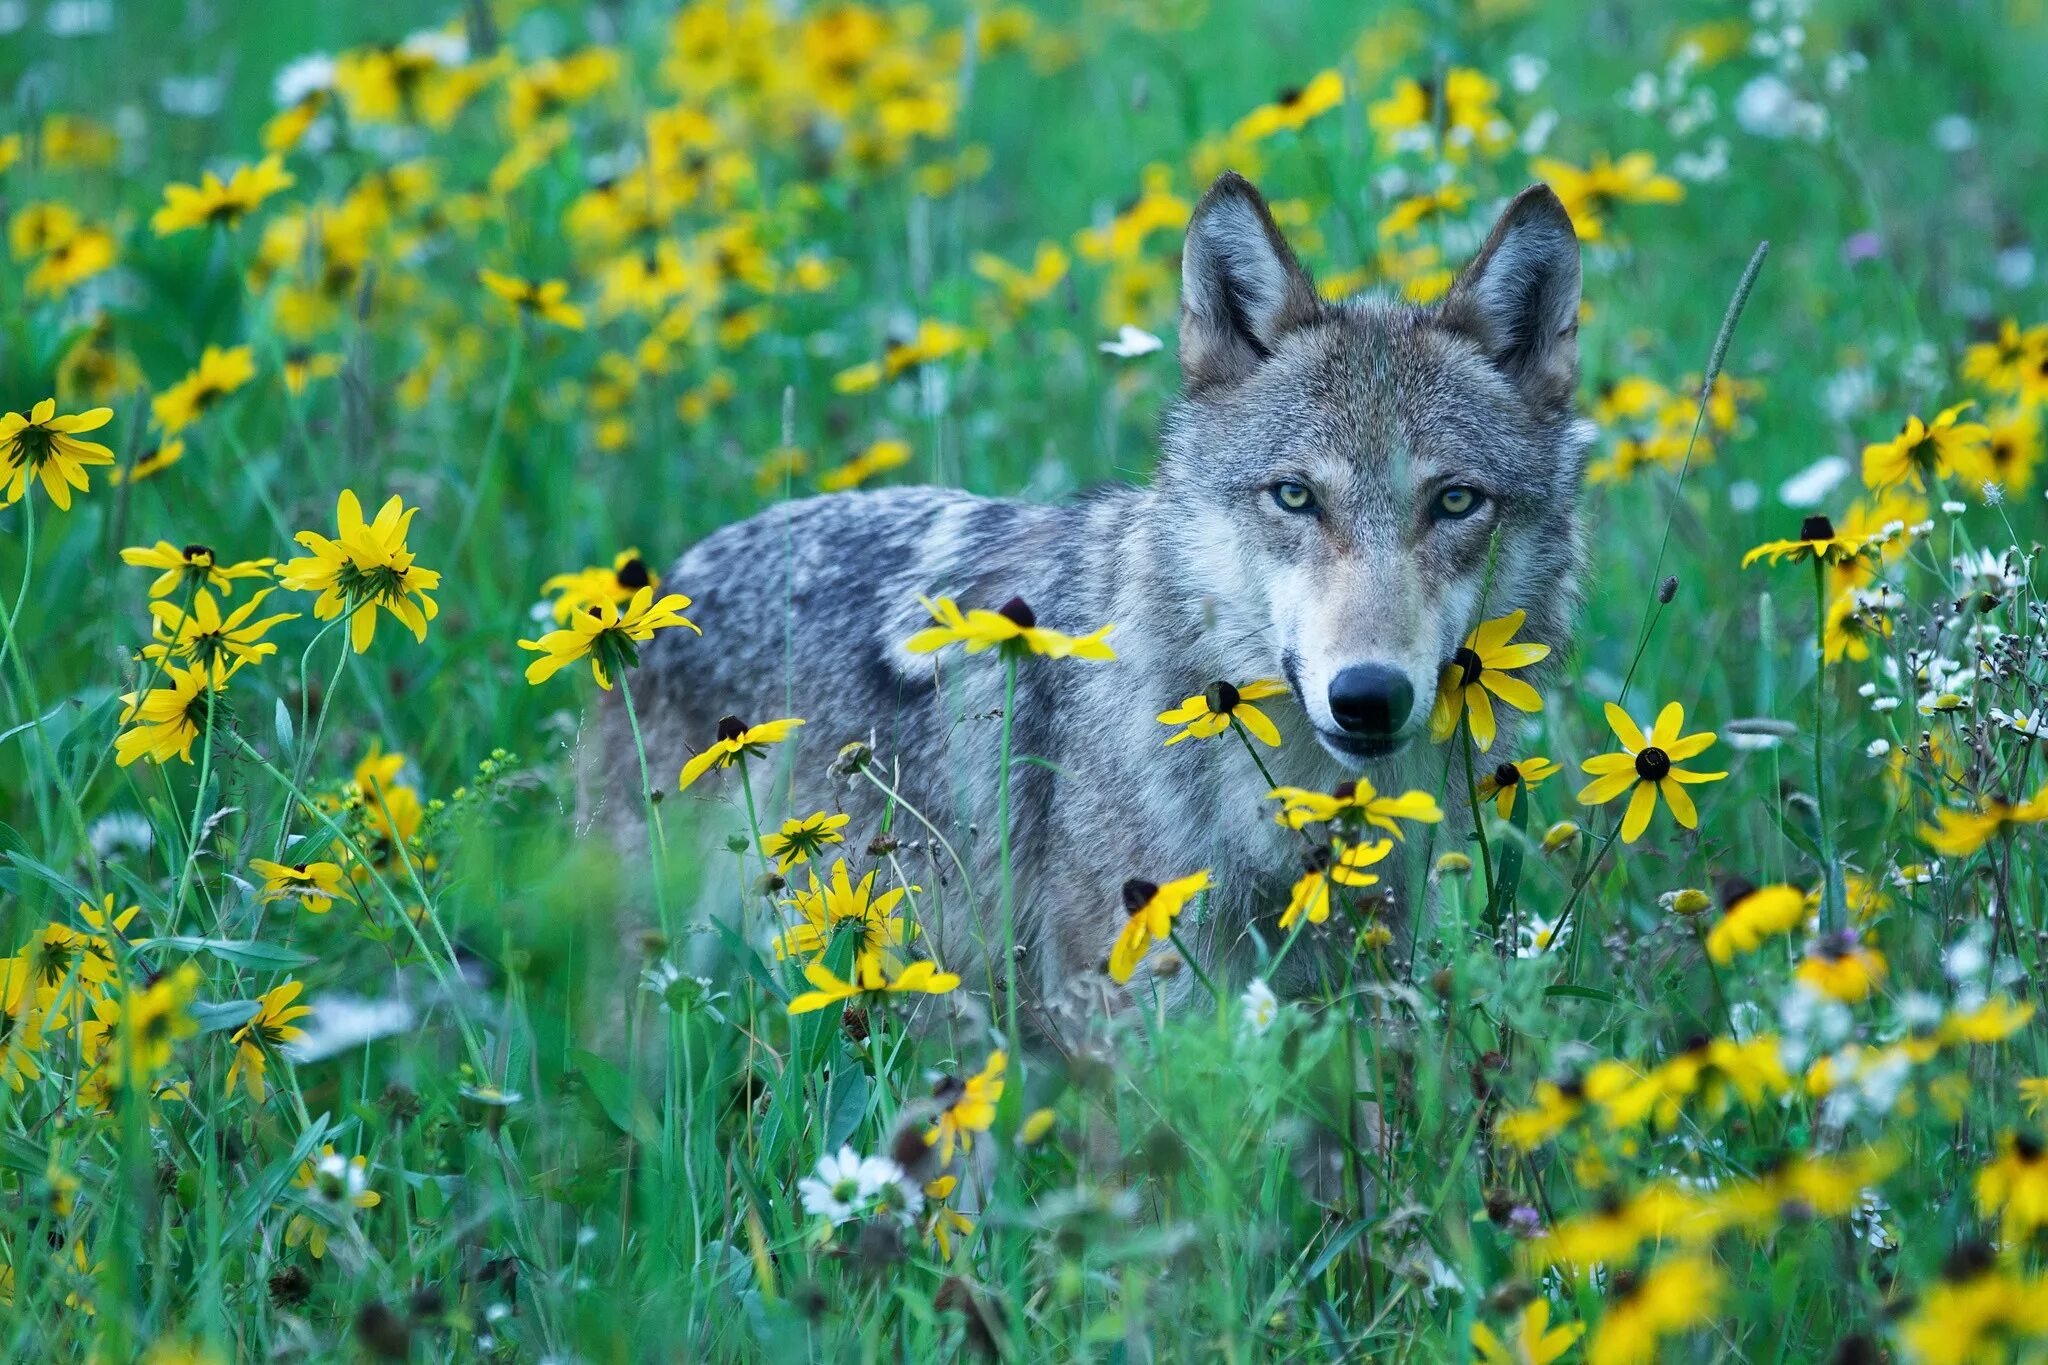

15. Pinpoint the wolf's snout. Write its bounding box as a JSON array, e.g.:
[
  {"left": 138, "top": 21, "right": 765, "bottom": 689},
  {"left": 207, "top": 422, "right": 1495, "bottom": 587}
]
[{"left": 1327, "top": 665, "right": 1414, "bottom": 738}]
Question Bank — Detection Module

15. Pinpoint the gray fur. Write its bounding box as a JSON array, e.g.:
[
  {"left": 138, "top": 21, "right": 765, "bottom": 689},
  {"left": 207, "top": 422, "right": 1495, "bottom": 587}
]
[{"left": 587, "top": 176, "right": 1590, "bottom": 1028}]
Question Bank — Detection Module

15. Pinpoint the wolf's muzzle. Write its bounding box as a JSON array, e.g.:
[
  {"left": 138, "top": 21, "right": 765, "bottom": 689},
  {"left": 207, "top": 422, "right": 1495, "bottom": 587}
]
[{"left": 1327, "top": 664, "right": 1414, "bottom": 741}]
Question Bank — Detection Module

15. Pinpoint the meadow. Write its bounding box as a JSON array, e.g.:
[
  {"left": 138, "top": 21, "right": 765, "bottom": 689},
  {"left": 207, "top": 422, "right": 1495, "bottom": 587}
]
[{"left": 3, "top": 0, "right": 2048, "bottom": 1358}]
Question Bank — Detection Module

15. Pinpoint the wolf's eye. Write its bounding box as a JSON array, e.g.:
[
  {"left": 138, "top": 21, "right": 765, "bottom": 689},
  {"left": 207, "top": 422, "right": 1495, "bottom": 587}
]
[
  {"left": 1272, "top": 481, "right": 1317, "bottom": 514},
  {"left": 1433, "top": 486, "right": 1485, "bottom": 520}
]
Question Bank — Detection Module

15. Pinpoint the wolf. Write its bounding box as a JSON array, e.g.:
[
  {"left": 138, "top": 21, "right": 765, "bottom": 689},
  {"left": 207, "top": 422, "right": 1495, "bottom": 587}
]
[{"left": 589, "top": 172, "right": 1590, "bottom": 1025}]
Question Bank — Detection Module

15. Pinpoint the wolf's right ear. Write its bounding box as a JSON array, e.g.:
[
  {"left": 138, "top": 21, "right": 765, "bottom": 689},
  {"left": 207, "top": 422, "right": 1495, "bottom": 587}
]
[
  {"left": 1178, "top": 172, "right": 1321, "bottom": 393},
  {"left": 1441, "top": 185, "right": 1582, "bottom": 415}
]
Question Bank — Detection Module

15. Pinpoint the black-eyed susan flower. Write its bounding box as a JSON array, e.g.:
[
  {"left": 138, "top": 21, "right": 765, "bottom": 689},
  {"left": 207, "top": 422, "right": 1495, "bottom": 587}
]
[
  {"left": 818, "top": 438, "right": 913, "bottom": 493},
  {"left": 1576, "top": 701, "right": 1727, "bottom": 843},
  {"left": 281, "top": 347, "right": 344, "bottom": 396},
  {"left": 763, "top": 811, "right": 851, "bottom": 873},
  {"left": 108, "top": 438, "right": 186, "bottom": 486},
  {"left": 1794, "top": 931, "right": 1888, "bottom": 1003},
  {"left": 1740, "top": 514, "right": 1876, "bottom": 568},
  {"left": 152, "top": 345, "right": 256, "bottom": 433},
  {"left": 278, "top": 490, "right": 442, "bottom": 652},
  {"left": 1822, "top": 588, "right": 1894, "bottom": 663},
  {"left": 1428, "top": 610, "right": 1549, "bottom": 750},
  {"left": 518, "top": 585, "right": 700, "bottom": 689},
  {"left": 285, "top": 1146, "right": 381, "bottom": 1259},
  {"left": 1497, "top": 1075, "right": 1592, "bottom": 1150},
  {"left": 927, "top": 1051, "right": 1005, "bottom": 1165},
  {"left": 1105, "top": 870, "right": 1211, "bottom": 982},
  {"left": 142, "top": 588, "right": 299, "bottom": 685},
  {"left": 1899, "top": 1247, "right": 2048, "bottom": 1364},
  {"left": 225, "top": 980, "right": 313, "bottom": 1101},
  {"left": 922, "top": 1175, "right": 976, "bottom": 1258},
  {"left": 250, "top": 858, "right": 347, "bottom": 914},
  {"left": 1597, "top": 1034, "right": 1791, "bottom": 1132},
  {"left": 1919, "top": 782, "right": 2048, "bottom": 857},
  {"left": 971, "top": 242, "right": 1069, "bottom": 310},
  {"left": 1860, "top": 401, "right": 1991, "bottom": 492},
  {"left": 2022, "top": 1078, "right": 2048, "bottom": 1119},
  {"left": 1279, "top": 839, "right": 1391, "bottom": 930},
  {"left": 151, "top": 155, "right": 294, "bottom": 236},
  {"left": 108, "top": 963, "right": 200, "bottom": 1087},
  {"left": 786, "top": 952, "right": 960, "bottom": 1014},
  {"left": 1158, "top": 679, "right": 1289, "bottom": 747},
  {"left": 1704, "top": 883, "right": 1806, "bottom": 963},
  {"left": 1976, "top": 1134, "right": 2048, "bottom": 1242},
  {"left": 115, "top": 663, "right": 223, "bottom": 767},
  {"left": 1528, "top": 151, "right": 1684, "bottom": 243},
  {"left": 1, "top": 397, "right": 115, "bottom": 510},
  {"left": 1471, "top": 1299, "right": 1583, "bottom": 1365},
  {"left": 1476, "top": 755, "right": 1559, "bottom": 818},
  {"left": 904, "top": 594, "right": 1115, "bottom": 660},
  {"left": 479, "top": 268, "right": 586, "bottom": 331},
  {"left": 1962, "top": 319, "right": 2048, "bottom": 394},
  {"left": 678, "top": 715, "right": 805, "bottom": 792},
  {"left": 834, "top": 318, "right": 974, "bottom": 392},
  {"left": 120, "top": 542, "right": 275, "bottom": 599},
  {"left": 1230, "top": 70, "right": 1344, "bottom": 142},
  {"left": 1583, "top": 1255, "right": 1720, "bottom": 1364},
  {"left": 1266, "top": 777, "right": 1444, "bottom": 836},
  {"left": 772, "top": 859, "right": 912, "bottom": 962},
  {"left": 540, "top": 549, "right": 659, "bottom": 623}
]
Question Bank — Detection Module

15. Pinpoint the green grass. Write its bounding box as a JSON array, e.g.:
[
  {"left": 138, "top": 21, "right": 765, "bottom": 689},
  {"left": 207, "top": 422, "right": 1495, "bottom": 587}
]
[{"left": 3, "top": 0, "right": 2048, "bottom": 1359}]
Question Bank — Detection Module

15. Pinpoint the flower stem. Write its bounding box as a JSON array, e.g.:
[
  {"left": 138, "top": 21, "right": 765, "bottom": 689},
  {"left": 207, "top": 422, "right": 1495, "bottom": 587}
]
[
  {"left": 617, "top": 673, "right": 671, "bottom": 937},
  {"left": 997, "top": 650, "right": 1020, "bottom": 1052},
  {"left": 1812, "top": 557, "right": 1840, "bottom": 932}
]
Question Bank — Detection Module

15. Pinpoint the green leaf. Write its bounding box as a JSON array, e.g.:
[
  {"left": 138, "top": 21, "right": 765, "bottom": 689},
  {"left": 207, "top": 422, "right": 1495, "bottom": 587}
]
[
  {"left": 143, "top": 936, "right": 319, "bottom": 970},
  {"left": 1544, "top": 984, "right": 1627, "bottom": 1007},
  {"left": 191, "top": 1000, "right": 263, "bottom": 1034},
  {"left": 569, "top": 1048, "right": 658, "bottom": 1143},
  {"left": 822, "top": 1064, "right": 870, "bottom": 1150},
  {"left": 273, "top": 698, "right": 296, "bottom": 762},
  {"left": 224, "top": 1113, "right": 331, "bottom": 1247}
]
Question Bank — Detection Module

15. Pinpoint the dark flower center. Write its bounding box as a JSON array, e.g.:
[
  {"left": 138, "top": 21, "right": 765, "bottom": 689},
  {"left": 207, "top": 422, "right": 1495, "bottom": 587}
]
[
  {"left": 1276, "top": 85, "right": 1303, "bottom": 106},
  {"left": 1634, "top": 746, "right": 1672, "bottom": 782},
  {"left": 1120, "top": 878, "right": 1158, "bottom": 913},
  {"left": 2017, "top": 1132, "right": 2044, "bottom": 1162},
  {"left": 616, "top": 557, "right": 652, "bottom": 589},
  {"left": 715, "top": 715, "right": 747, "bottom": 743},
  {"left": 183, "top": 543, "right": 214, "bottom": 562},
  {"left": 997, "top": 596, "right": 1036, "bottom": 629},
  {"left": 1452, "top": 647, "right": 1483, "bottom": 687},
  {"left": 1204, "top": 680, "right": 1241, "bottom": 714},
  {"left": 1800, "top": 515, "right": 1836, "bottom": 541},
  {"left": 1493, "top": 762, "right": 1521, "bottom": 787},
  {"left": 1942, "top": 1241, "right": 1997, "bottom": 1283},
  {"left": 1332, "top": 780, "right": 1357, "bottom": 801}
]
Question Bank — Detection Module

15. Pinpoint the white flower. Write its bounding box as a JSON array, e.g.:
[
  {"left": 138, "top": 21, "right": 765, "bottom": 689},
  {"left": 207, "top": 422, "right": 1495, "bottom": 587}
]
[
  {"left": 274, "top": 52, "right": 338, "bottom": 106},
  {"left": 308, "top": 1151, "right": 372, "bottom": 1206},
  {"left": 1098, "top": 325, "right": 1163, "bottom": 359},
  {"left": 798, "top": 1147, "right": 904, "bottom": 1225},
  {"left": 1865, "top": 739, "right": 1890, "bottom": 758},
  {"left": 284, "top": 994, "right": 416, "bottom": 1063},
  {"left": 1777, "top": 455, "right": 1848, "bottom": 508},
  {"left": 640, "top": 960, "right": 730, "bottom": 1021},
  {"left": 1992, "top": 708, "right": 2045, "bottom": 739},
  {"left": 1940, "top": 499, "right": 1967, "bottom": 515},
  {"left": 1505, "top": 54, "right": 1548, "bottom": 93},
  {"left": 1240, "top": 979, "right": 1278, "bottom": 1036}
]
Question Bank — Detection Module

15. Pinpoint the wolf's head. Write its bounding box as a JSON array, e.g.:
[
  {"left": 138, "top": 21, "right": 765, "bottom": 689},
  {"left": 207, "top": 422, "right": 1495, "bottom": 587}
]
[{"left": 1154, "top": 172, "right": 1592, "bottom": 766}]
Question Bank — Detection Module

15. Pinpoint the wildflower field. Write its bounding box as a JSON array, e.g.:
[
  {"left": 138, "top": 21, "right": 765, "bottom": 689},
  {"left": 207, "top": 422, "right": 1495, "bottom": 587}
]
[{"left": 5, "top": 0, "right": 2048, "bottom": 1358}]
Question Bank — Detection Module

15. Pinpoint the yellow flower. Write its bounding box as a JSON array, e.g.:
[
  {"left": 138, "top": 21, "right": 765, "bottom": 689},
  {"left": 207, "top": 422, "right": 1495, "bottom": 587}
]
[
  {"left": 817, "top": 438, "right": 914, "bottom": 492},
  {"left": 904, "top": 594, "right": 1115, "bottom": 660},
  {"left": 834, "top": 318, "right": 973, "bottom": 392},
  {"left": 927, "top": 1051, "right": 1005, "bottom": 1165},
  {"left": 1704, "top": 884, "right": 1806, "bottom": 963},
  {"left": 762, "top": 811, "right": 852, "bottom": 874},
  {"left": 772, "top": 858, "right": 912, "bottom": 962},
  {"left": 1822, "top": 588, "right": 1893, "bottom": 663},
  {"left": 116, "top": 663, "right": 223, "bottom": 766},
  {"left": 143, "top": 588, "right": 299, "bottom": 685},
  {"left": 1975, "top": 1133, "right": 2048, "bottom": 1242},
  {"left": 677, "top": 716, "right": 805, "bottom": 792},
  {"left": 1106, "top": 870, "right": 1212, "bottom": 982},
  {"left": 1497, "top": 1077, "right": 1590, "bottom": 1150},
  {"left": 1982, "top": 404, "right": 2042, "bottom": 495},
  {"left": 110, "top": 964, "right": 201, "bottom": 1088},
  {"left": 285, "top": 1145, "right": 381, "bottom": 1259},
  {"left": 109, "top": 439, "right": 186, "bottom": 486},
  {"left": 1576, "top": 701, "right": 1727, "bottom": 843},
  {"left": 1529, "top": 151, "right": 1684, "bottom": 243},
  {"left": 1585, "top": 1255, "right": 1721, "bottom": 1365},
  {"left": 1898, "top": 1250, "right": 2048, "bottom": 1365},
  {"left": 225, "top": 980, "right": 313, "bottom": 1101},
  {"left": 0, "top": 398, "right": 115, "bottom": 510},
  {"left": 1279, "top": 839, "right": 1392, "bottom": 930},
  {"left": 1472, "top": 1299, "right": 1583, "bottom": 1365},
  {"left": 1961, "top": 318, "right": 2048, "bottom": 395},
  {"left": 479, "top": 268, "right": 586, "bottom": 330},
  {"left": 518, "top": 585, "right": 700, "bottom": 689},
  {"left": 1476, "top": 755, "right": 1560, "bottom": 819},
  {"left": 250, "top": 858, "right": 348, "bottom": 914},
  {"left": 1794, "top": 932, "right": 1888, "bottom": 1003},
  {"left": 1267, "top": 777, "right": 1444, "bottom": 837},
  {"left": 279, "top": 490, "right": 442, "bottom": 652},
  {"left": 282, "top": 347, "right": 344, "bottom": 396},
  {"left": 152, "top": 345, "right": 257, "bottom": 433},
  {"left": 1231, "top": 70, "right": 1344, "bottom": 143},
  {"left": 1939, "top": 995, "right": 2036, "bottom": 1045},
  {"left": 1740, "top": 513, "right": 1876, "bottom": 568},
  {"left": 150, "top": 155, "right": 294, "bottom": 236},
  {"left": 971, "top": 242, "right": 1069, "bottom": 309},
  {"left": 2023, "top": 1078, "right": 2048, "bottom": 1119},
  {"left": 120, "top": 541, "right": 274, "bottom": 599},
  {"left": 1429, "top": 610, "right": 1549, "bottom": 750},
  {"left": 1860, "top": 401, "right": 1991, "bottom": 492},
  {"left": 1919, "top": 781, "right": 2048, "bottom": 857},
  {"left": 922, "top": 1174, "right": 976, "bottom": 1259},
  {"left": 540, "top": 549, "right": 660, "bottom": 622},
  {"left": 785, "top": 952, "right": 960, "bottom": 1014},
  {"left": 1158, "top": 678, "right": 1290, "bottom": 747},
  {"left": 1379, "top": 182, "right": 1471, "bottom": 240},
  {"left": 1367, "top": 68, "right": 1511, "bottom": 161}
]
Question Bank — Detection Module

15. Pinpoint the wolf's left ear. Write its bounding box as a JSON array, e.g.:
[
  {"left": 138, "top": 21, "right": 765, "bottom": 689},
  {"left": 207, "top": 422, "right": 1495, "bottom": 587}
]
[
  {"left": 1178, "top": 172, "right": 1321, "bottom": 393},
  {"left": 1441, "top": 185, "right": 1582, "bottom": 414}
]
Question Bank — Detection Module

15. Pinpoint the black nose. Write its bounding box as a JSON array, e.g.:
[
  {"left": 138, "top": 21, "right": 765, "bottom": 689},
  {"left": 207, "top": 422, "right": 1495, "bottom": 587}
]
[{"left": 1328, "top": 665, "right": 1414, "bottom": 738}]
